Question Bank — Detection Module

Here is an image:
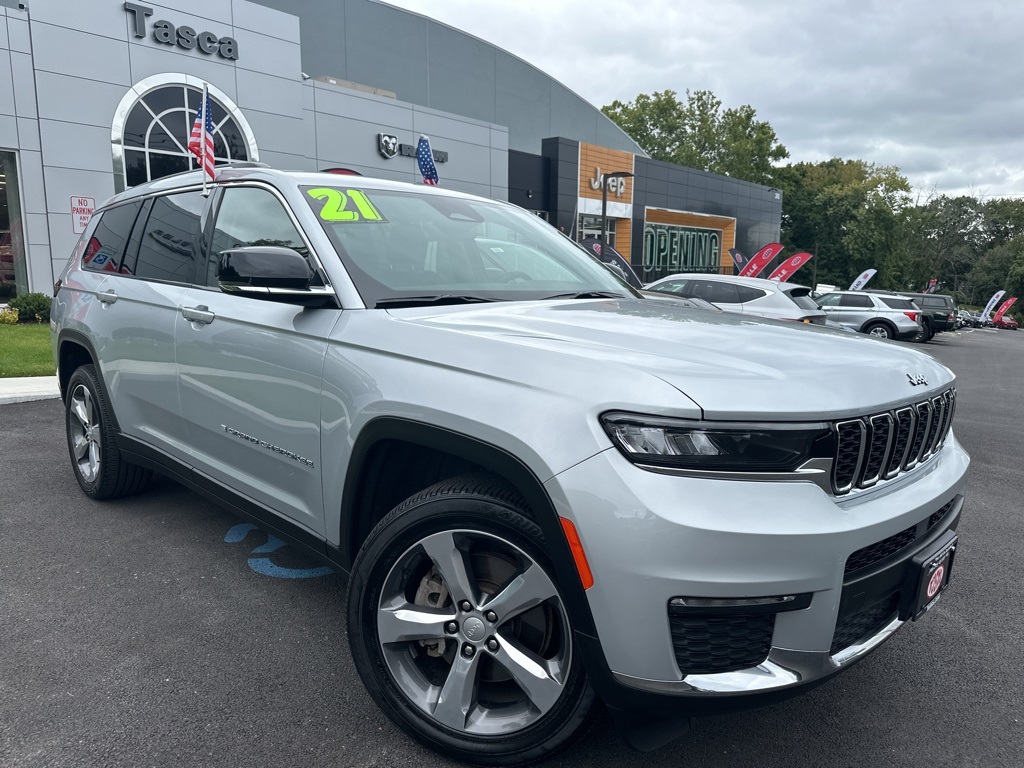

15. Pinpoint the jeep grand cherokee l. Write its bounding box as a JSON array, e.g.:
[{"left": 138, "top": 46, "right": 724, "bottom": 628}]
[{"left": 51, "top": 168, "right": 970, "bottom": 765}]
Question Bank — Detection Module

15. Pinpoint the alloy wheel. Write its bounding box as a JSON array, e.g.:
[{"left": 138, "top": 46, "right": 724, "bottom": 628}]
[
  {"left": 69, "top": 384, "right": 102, "bottom": 483},
  {"left": 377, "top": 529, "right": 571, "bottom": 735}
]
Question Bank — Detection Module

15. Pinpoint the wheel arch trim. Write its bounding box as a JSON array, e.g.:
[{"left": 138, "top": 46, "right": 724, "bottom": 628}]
[{"left": 339, "top": 416, "right": 600, "bottom": 639}]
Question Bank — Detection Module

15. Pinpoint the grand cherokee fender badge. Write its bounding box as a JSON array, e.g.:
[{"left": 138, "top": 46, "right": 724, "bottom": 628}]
[
  {"left": 907, "top": 373, "right": 928, "bottom": 386},
  {"left": 221, "top": 425, "right": 315, "bottom": 468}
]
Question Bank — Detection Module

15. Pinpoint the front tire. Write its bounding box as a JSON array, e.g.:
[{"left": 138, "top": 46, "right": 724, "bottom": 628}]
[
  {"left": 65, "top": 364, "right": 152, "bottom": 499},
  {"left": 347, "top": 473, "right": 598, "bottom": 766}
]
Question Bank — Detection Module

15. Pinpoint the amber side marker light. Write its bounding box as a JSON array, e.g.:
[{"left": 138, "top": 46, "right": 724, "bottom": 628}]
[{"left": 559, "top": 517, "right": 594, "bottom": 590}]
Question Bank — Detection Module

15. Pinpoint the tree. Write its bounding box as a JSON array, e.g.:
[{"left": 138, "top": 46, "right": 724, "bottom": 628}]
[
  {"left": 776, "top": 159, "right": 911, "bottom": 288},
  {"left": 602, "top": 89, "right": 788, "bottom": 185}
]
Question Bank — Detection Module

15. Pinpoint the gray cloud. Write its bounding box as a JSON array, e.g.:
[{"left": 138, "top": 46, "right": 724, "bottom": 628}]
[{"left": 385, "top": 0, "right": 1024, "bottom": 198}]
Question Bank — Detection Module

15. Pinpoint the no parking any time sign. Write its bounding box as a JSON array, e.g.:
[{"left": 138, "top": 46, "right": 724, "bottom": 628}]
[{"left": 71, "top": 196, "right": 95, "bottom": 234}]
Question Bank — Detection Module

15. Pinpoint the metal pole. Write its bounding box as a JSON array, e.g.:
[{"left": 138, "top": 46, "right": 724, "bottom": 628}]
[{"left": 601, "top": 175, "right": 608, "bottom": 244}]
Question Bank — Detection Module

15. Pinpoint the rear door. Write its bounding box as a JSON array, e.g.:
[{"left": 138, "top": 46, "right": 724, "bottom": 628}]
[
  {"left": 175, "top": 183, "right": 340, "bottom": 536},
  {"left": 73, "top": 193, "right": 205, "bottom": 462}
]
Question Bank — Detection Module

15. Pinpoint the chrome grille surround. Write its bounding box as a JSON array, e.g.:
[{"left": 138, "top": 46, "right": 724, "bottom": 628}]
[{"left": 831, "top": 388, "right": 956, "bottom": 496}]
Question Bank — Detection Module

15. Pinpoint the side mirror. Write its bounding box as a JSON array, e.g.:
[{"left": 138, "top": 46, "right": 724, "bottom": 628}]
[{"left": 217, "top": 246, "right": 313, "bottom": 291}]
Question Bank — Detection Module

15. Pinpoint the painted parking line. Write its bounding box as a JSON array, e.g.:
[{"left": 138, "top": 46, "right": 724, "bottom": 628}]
[{"left": 224, "top": 523, "right": 334, "bottom": 579}]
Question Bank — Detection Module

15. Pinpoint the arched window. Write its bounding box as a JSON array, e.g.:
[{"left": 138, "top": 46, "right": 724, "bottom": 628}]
[{"left": 112, "top": 75, "right": 259, "bottom": 191}]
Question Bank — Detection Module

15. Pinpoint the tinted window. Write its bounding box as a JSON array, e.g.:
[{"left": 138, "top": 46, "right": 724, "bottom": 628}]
[
  {"left": 689, "top": 280, "right": 739, "bottom": 304},
  {"left": 208, "top": 187, "right": 322, "bottom": 288},
  {"left": 880, "top": 297, "right": 917, "bottom": 310},
  {"left": 128, "top": 192, "right": 205, "bottom": 283},
  {"left": 735, "top": 285, "right": 767, "bottom": 302},
  {"left": 839, "top": 293, "right": 872, "bottom": 308},
  {"left": 816, "top": 293, "right": 841, "bottom": 307},
  {"left": 82, "top": 202, "right": 142, "bottom": 274}
]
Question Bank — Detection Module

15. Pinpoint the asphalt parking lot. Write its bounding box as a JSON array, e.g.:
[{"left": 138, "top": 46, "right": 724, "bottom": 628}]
[{"left": 2, "top": 327, "right": 1022, "bottom": 768}]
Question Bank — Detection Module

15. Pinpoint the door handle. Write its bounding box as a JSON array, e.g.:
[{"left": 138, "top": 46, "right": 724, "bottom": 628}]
[
  {"left": 98, "top": 290, "right": 118, "bottom": 305},
  {"left": 181, "top": 305, "right": 215, "bottom": 324}
]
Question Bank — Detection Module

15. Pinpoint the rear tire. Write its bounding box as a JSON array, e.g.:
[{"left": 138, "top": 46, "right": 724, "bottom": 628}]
[
  {"left": 864, "top": 322, "right": 893, "bottom": 339},
  {"left": 65, "top": 365, "right": 153, "bottom": 499},
  {"left": 347, "top": 473, "right": 598, "bottom": 766}
]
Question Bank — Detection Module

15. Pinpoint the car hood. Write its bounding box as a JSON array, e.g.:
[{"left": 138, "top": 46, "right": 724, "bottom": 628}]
[{"left": 386, "top": 298, "right": 954, "bottom": 420}]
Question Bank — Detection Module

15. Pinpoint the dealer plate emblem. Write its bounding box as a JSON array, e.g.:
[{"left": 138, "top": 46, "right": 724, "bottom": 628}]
[{"left": 927, "top": 564, "right": 945, "bottom": 599}]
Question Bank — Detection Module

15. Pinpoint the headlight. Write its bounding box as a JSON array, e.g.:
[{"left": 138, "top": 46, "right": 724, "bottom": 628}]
[{"left": 601, "top": 412, "right": 834, "bottom": 472}]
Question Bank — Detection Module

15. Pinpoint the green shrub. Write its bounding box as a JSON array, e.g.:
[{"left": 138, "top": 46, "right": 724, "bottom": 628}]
[
  {"left": 8, "top": 292, "right": 51, "bottom": 323},
  {"left": 0, "top": 307, "right": 18, "bottom": 325}
]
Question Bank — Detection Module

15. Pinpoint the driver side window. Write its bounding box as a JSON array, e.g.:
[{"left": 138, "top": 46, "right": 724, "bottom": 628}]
[{"left": 207, "top": 186, "right": 322, "bottom": 288}]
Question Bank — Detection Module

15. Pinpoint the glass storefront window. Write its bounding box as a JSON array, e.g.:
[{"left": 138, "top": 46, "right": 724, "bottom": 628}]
[
  {"left": 642, "top": 223, "right": 722, "bottom": 282},
  {"left": 577, "top": 215, "right": 615, "bottom": 246},
  {"left": 0, "top": 151, "right": 28, "bottom": 302}
]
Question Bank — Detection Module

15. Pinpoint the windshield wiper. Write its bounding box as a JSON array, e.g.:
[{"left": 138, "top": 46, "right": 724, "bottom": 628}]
[
  {"left": 541, "top": 290, "right": 627, "bottom": 300},
  {"left": 375, "top": 295, "right": 504, "bottom": 308}
]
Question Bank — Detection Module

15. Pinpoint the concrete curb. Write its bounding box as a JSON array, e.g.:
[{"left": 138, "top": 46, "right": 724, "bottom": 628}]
[{"left": 0, "top": 376, "right": 61, "bottom": 405}]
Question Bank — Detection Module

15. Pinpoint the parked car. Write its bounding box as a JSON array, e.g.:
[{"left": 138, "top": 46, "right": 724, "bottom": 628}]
[
  {"left": 815, "top": 291, "right": 922, "bottom": 340},
  {"left": 894, "top": 292, "right": 958, "bottom": 340},
  {"left": 993, "top": 316, "right": 1018, "bottom": 330},
  {"left": 51, "top": 167, "right": 970, "bottom": 765},
  {"left": 645, "top": 273, "right": 827, "bottom": 324}
]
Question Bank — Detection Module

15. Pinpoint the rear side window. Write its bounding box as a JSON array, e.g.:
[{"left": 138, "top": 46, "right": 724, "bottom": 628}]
[
  {"left": 692, "top": 280, "right": 739, "bottom": 304},
  {"left": 880, "top": 297, "right": 917, "bottom": 310},
  {"left": 82, "top": 202, "right": 142, "bottom": 274},
  {"left": 125, "top": 192, "right": 206, "bottom": 283},
  {"left": 839, "top": 293, "right": 872, "bottom": 308},
  {"left": 735, "top": 285, "right": 767, "bottom": 302}
]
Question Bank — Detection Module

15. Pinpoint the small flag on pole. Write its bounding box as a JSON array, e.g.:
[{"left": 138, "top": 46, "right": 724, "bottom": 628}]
[
  {"left": 188, "top": 84, "right": 216, "bottom": 190},
  {"left": 417, "top": 134, "right": 439, "bottom": 185}
]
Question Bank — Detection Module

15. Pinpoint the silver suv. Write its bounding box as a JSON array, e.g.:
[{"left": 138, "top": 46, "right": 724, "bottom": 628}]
[
  {"left": 816, "top": 290, "right": 923, "bottom": 340},
  {"left": 52, "top": 168, "right": 970, "bottom": 765}
]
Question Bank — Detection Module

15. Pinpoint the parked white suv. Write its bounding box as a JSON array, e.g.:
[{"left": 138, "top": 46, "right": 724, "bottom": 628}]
[
  {"left": 52, "top": 167, "right": 969, "bottom": 765},
  {"left": 645, "top": 273, "right": 827, "bottom": 325}
]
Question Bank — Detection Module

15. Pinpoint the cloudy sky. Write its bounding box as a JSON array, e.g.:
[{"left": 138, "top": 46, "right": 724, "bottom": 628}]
[{"left": 385, "top": 0, "right": 1022, "bottom": 200}]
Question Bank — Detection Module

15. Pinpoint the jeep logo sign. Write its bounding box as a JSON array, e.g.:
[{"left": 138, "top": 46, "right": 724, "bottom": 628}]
[{"left": 124, "top": 2, "right": 239, "bottom": 60}]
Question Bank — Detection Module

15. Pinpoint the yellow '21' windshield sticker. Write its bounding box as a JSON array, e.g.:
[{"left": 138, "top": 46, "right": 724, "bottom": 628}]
[{"left": 306, "top": 188, "right": 386, "bottom": 223}]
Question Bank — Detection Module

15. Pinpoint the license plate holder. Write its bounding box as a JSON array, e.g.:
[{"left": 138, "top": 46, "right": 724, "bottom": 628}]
[{"left": 903, "top": 529, "right": 957, "bottom": 621}]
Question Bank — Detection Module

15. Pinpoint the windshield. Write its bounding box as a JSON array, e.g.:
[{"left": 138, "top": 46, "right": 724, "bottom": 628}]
[{"left": 301, "top": 185, "right": 635, "bottom": 306}]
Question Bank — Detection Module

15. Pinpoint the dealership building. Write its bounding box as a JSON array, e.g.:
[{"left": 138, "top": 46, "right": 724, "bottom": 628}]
[{"left": 0, "top": 0, "right": 782, "bottom": 301}]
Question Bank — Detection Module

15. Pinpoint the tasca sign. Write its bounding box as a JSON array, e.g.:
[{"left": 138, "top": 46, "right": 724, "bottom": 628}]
[{"left": 124, "top": 2, "right": 239, "bottom": 60}]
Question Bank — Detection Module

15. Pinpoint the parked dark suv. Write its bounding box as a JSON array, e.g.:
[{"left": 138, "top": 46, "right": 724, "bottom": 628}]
[{"left": 896, "top": 292, "right": 957, "bottom": 341}]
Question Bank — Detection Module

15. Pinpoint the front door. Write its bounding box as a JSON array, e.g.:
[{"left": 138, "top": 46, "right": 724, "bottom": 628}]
[{"left": 175, "top": 184, "right": 340, "bottom": 536}]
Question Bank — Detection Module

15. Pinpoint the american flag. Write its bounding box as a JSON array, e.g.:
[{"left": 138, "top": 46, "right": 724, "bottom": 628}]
[
  {"left": 188, "top": 90, "right": 216, "bottom": 181},
  {"left": 417, "top": 134, "right": 439, "bottom": 185}
]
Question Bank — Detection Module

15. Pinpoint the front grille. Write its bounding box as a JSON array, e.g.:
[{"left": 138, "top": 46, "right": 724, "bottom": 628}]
[
  {"left": 668, "top": 612, "right": 774, "bottom": 675},
  {"left": 844, "top": 497, "right": 959, "bottom": 577},
  {"left": 831, "top": 388, "right": 956, "bottom": 495},
  {"left": 830, "top": 593, "right": 899, "bottom": 654},
  {"left": 845, "top": 524, "right": 917, "bottom": 575},
  {"left": 929, "top": 498, "right": 957, "bottom": 529}
]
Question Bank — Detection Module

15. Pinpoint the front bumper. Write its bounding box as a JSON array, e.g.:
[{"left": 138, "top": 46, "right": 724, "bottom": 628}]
[{"left": 547, "top": 432, "right": 970, "bottom": 702}]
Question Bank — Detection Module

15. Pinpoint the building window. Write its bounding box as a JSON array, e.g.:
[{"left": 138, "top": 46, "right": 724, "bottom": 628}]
[
  {"left": 112, "top": 75, "right": 259, "bottom": 192},
  {"left": 577, "top": 215, "right": 615, "bottom": 246},
  {"left": 0, "top": 151, "right": 27, "bottom": 302}
]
